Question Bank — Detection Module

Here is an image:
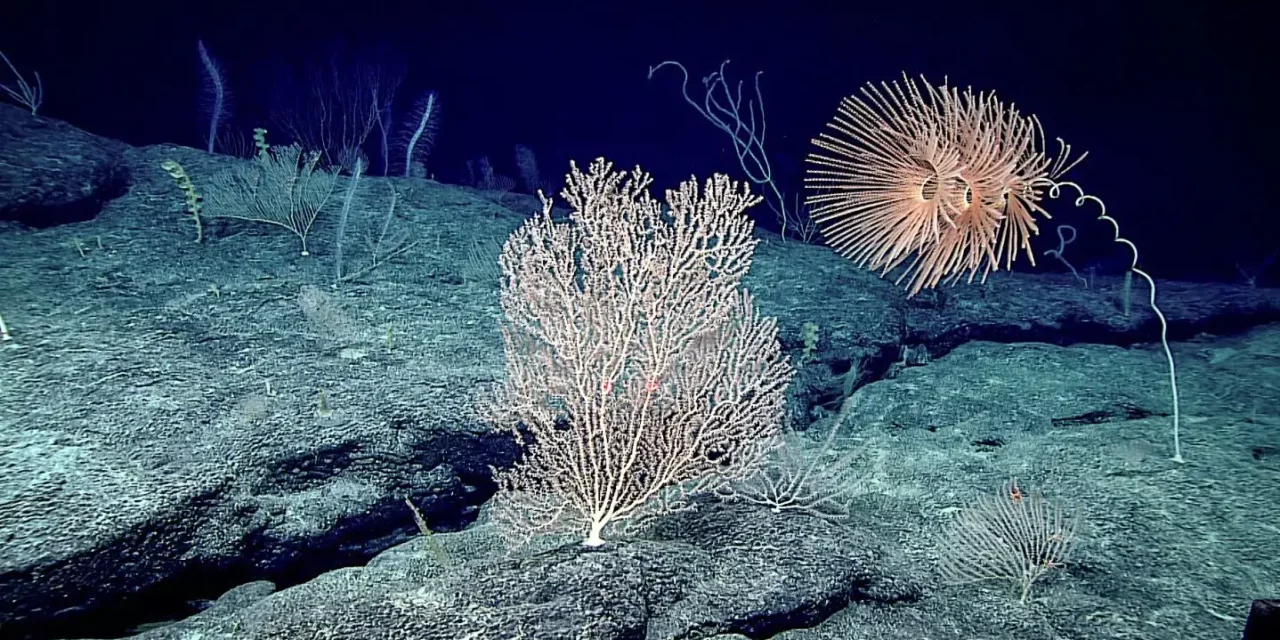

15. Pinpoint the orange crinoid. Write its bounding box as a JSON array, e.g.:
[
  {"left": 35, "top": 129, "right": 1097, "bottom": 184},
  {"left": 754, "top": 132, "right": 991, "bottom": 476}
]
[{"left": 805, "top": 75, "right": 1084, "bottom": 295}]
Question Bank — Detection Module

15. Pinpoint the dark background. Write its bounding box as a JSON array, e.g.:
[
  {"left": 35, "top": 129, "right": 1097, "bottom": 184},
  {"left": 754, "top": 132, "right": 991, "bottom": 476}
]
[{"left": 1, "top": 0, "right": 1272, "bottom": 283}]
